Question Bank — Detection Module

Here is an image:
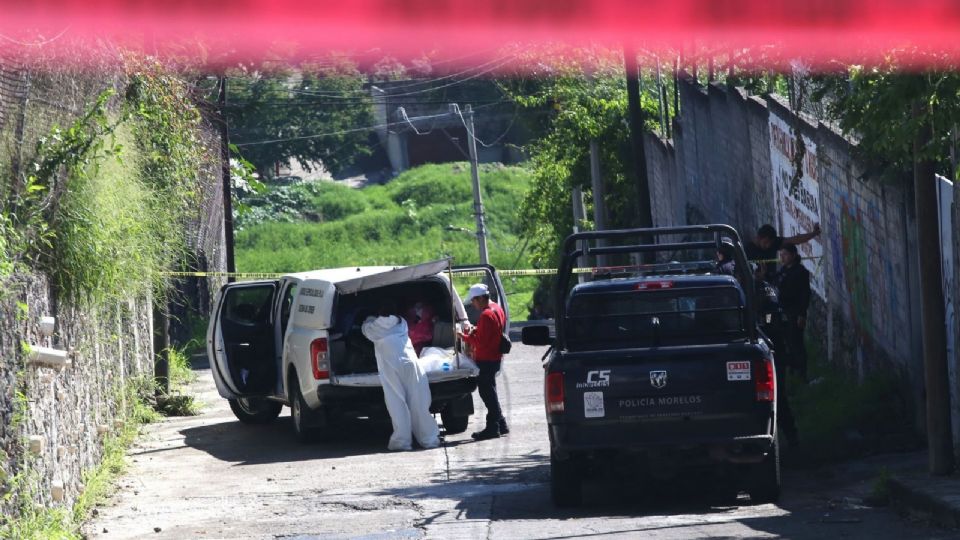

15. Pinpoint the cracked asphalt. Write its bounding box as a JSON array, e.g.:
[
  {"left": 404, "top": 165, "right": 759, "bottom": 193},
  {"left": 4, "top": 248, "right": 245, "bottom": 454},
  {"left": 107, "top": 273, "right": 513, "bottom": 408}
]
[{"left": 83, "top": 344, "right": 949, "bottom": 539}]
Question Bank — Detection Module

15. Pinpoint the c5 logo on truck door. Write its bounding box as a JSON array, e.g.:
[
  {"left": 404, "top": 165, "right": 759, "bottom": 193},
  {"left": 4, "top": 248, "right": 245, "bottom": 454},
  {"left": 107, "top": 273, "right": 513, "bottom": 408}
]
[
  {"left": 576, "top": 370, "right": 610, "bottom": 389},
  {"left": 650, "top": 370, "right": 668, "bottom": 389}
]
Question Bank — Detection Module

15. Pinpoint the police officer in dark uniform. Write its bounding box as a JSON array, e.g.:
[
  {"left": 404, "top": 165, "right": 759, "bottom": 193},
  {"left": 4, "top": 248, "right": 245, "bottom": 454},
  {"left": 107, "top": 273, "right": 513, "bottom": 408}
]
[
  {"left": 774, "top": 243, "right": 811, "bottom": 383},
  {"left": 717, "top": 241, "right": 799, "bottom": 447},
  {"left": 755, "top": 262, "right": 800, "bottom": 448},
  {"left": 745, "top": 223, "right": 821, "bottom": 282}
]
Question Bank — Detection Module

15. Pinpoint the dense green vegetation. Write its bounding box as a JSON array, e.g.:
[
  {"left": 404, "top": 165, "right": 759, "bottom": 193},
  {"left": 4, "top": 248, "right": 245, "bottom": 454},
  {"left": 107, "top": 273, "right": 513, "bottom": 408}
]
[
  {"left": 0, "top": 60, "right": 215, "bottom": 537},
  {"left": 235, "top": 162, "right": 539, "bottom": 318},
  {"left": 813, "top": 65, "right": 960, "bottom": 182},
  {"left": 500, "top": 48, "right": 660, "bottom": 272},
  {"left": 225, "top": 59, "right": 375, "bottom": 179},
  {"left": 0, "top": 61, "right": 211, "bottom": 305}
]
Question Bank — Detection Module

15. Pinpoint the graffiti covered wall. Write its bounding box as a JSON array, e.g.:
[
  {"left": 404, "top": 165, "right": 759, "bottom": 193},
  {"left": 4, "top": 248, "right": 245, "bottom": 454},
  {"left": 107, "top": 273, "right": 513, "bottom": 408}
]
[
  {"left": 645, "top": 81, "right": 926, "bottom": 423},
  {"left": 768, "top": 112, "right": 825, "bottom": 299}
]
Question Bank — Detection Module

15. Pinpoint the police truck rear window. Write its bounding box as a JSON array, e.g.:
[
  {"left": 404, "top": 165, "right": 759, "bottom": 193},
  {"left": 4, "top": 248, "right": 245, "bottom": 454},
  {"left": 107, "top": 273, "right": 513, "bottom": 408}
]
[{"left": 566, "top": 286, "right": 745, "bottom": 349}]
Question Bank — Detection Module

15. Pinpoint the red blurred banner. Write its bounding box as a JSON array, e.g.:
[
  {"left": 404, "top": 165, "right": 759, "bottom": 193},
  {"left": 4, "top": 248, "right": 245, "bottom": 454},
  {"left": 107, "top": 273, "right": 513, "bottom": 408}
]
[{"left": 1, "top": 0, "right": 960, "bottom": 69}]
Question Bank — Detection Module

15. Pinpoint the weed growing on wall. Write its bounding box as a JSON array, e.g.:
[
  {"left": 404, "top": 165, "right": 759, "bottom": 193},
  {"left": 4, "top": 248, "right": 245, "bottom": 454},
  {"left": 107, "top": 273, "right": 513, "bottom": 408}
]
[
  {"left": 1, "top": 60, "right": 211, "bottom": 308},
  {"left": 0, "top": 58, "right": 215, "bottom": 536}
]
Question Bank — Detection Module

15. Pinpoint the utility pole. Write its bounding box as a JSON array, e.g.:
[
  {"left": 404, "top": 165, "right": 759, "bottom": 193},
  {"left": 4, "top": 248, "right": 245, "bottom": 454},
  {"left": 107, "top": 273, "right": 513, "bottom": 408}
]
[
  {"left": 152, "top": 301, "right": 170, "bottom": 396},
  {"left": 572, "top": 186, "right": 587, "bottom": 283},
  {"left": 590, "top": 140, "right": 608, "bottom": 269},
  {"left": 623, "top": 45, "right": 654, "bottom": 260},
  {"left": 913, "top": 99, "right": 954, "bottom": 475},
  {"left": 219, "top": 76, "right": 237, "bottom": 282},
  {"left": 673, "top": 56, "right": 680, "bottom": 119},
  {"left": 11, "top": 71, "right": 29, "bottom": 192},
  {"left": 461, "top": 104, "right": 490, "bottom": 265}
]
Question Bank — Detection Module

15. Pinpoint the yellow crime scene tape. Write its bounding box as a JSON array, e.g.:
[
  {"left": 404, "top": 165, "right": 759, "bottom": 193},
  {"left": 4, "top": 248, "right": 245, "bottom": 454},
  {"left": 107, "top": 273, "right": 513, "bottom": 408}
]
[{"left": 161, "top": 255, "right": 825, "bottom": 280}]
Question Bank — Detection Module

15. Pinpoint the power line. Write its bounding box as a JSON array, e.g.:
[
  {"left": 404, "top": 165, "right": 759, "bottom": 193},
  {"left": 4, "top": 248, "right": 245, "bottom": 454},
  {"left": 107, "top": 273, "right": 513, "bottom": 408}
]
[
  {"left": 397, "top": 107, "right": 438, "bottom": 136},
  {"left": 224, "top": 99, "right": 510, "bottom": 110},
  {"left": 231, "top": 100, "right": 548, "bottom": 147},
  {"left": 286, "top": 55, "right": 516, "bottom": 102},
  {"left": 229, "top": 99, "right": 515, "bottom": 138},
  {"left": 232, "top": 111, "right": 451, "bottom": 147},
  {"left": 453, "top": 103, "right": 521, "bottom": 148},
  {"left": 285, "top": 53, "right": 517, "bottom": 100},
  {"left": 366, "top": 54, "right": 516, "bottom": 92},
  {"left": 370, "top": 56, "right": 516, "bottom": 99}
]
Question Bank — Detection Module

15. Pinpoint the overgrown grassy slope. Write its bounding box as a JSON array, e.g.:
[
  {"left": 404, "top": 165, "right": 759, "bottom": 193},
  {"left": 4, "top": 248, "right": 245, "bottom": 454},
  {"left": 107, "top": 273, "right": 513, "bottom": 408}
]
[{"left": 236, "top": 162, "right": 538, "bottom": 318}]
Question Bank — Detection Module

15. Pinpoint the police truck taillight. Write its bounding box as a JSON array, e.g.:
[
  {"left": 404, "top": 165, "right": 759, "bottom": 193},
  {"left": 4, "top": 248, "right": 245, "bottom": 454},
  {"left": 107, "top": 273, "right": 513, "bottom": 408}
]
[
  {"left": 311, "top": 338, "right": 329, "bottom": 380},
  {"left": 545, "top": 372, "right": 565, "bottom": 413},
  {"left": 754, "top": 358, "right": 775, "bottom": 402}
]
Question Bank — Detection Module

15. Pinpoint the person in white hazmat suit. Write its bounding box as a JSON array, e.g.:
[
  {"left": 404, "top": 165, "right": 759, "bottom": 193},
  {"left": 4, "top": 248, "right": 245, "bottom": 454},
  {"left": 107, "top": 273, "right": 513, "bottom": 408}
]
[{"left": 362, "top": 304, "right": 440, "bottom": 451}]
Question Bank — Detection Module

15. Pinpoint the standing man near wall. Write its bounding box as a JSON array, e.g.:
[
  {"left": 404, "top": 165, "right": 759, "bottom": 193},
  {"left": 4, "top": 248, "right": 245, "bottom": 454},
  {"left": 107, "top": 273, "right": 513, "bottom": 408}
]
[
  {"left": 775, "top": 243, "right": 812, "bottom": 382},
  {"left": 458, "top": 283, "right": 509, "bottom": 440},
  {"left": 747, "top": 223, "right": 821, "bottom": 281}
]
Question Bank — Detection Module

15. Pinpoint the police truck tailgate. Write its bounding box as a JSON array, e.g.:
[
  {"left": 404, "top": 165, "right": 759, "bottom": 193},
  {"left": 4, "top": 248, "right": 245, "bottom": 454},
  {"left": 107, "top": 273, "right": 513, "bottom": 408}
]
[{"left": 551, "top": 344, "right": 773, "bottom": 448}]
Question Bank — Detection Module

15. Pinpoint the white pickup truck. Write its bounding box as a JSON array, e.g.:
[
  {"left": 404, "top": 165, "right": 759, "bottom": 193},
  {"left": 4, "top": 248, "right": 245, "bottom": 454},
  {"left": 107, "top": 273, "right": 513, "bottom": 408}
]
[{"left": 206, "top": 259, "right": 509, "bottom": 442}]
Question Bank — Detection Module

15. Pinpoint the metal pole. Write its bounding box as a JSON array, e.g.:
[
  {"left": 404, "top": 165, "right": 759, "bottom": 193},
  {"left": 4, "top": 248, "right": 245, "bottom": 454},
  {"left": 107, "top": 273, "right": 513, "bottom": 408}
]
[
  {"left": 623, "top": 45, "right": 654, "bottom": 263},
  {"left": 590, "top": 141, "right": 608, "bottom": 269},
  {"left": 153, "top": 302, "right": 170, "bottom": 396},
  {"left": 463, "top": 105, "right": 490, "bottom": 265},
  {"left": 218, "top": 76, "right": 237, "bottom": 282},
  {"left": 572, "top": 186, "right": 587, "bottom": 283},
  {"left": 674, "top": 56, "right": 680, "bottom": 118},
  {"left": 11, "top": 71, "right": 29, "bottom": 193},
  {"left": 913, "top": 99, "right": 954, "bottom": 475},
  {"left": 589, "top": 141, "right": 607, "bottom": 231}
]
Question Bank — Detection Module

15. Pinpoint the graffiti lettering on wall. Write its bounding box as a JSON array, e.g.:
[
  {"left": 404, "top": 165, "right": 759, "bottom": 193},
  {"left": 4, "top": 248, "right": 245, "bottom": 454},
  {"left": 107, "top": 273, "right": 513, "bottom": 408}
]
[
  {"left": 768, "top": 113, "right": 825, "bottom": 298},
  {"left": 838, "top": 199, "right": 872, "bottom": 339},
  {"left": 769, "top": 121, "right": 819, "bottom": 181},
  {"left": 828, "top": 189, "right": 905, "bottom": 357}
]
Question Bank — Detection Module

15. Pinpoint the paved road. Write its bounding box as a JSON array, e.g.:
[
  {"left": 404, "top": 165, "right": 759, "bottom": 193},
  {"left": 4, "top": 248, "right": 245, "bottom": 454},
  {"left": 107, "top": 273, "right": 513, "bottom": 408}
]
[{"left": 85, "top": 343, "right": 948, "bottom": 539}]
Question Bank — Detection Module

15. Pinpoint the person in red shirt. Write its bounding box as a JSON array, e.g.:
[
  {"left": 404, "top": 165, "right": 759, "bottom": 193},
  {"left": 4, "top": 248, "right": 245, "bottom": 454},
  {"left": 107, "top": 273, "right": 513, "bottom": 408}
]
[{"left": 458, "top": 283, "right": 508, "bottom": 440}]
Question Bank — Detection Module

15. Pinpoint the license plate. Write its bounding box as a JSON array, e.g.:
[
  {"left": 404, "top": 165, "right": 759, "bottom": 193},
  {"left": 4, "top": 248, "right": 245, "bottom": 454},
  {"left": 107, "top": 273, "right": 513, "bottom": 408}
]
[{"left": 583, "top": 391, "right": 605, "bottom": 418}]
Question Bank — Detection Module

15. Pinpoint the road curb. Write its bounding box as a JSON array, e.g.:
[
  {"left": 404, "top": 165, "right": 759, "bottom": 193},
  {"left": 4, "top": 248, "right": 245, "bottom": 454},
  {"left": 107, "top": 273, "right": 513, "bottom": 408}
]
[{"left": 888, "top": 474, "right": 960, "bottom": 528}]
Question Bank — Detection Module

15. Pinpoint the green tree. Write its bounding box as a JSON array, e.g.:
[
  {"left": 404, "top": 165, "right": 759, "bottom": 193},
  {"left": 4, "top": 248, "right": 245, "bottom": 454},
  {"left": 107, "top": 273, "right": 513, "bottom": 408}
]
[
  {"left": 812, "top": 60, "right": 960, "bottom": 181},
  {"left": 225, "top": 59, "right": 375, "bottom": 179},
  {"left": 500, "top": 47, "right": 661, "bottom": 269}
]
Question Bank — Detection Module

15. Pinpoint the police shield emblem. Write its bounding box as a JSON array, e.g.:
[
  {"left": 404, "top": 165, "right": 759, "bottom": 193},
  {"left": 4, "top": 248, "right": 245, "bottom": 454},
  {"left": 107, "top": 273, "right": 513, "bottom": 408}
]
[{"left": 650, "top": 370, "right": 667, "bottom": 389}]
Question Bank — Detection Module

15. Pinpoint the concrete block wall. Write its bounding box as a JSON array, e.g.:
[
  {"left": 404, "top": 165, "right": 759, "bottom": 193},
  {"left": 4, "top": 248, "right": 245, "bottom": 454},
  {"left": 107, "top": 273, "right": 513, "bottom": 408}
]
[
  {"left": 663, "top": 80, "right": 779, "bottom": 232},
  {"left": 0, "top": 60, "right": 226, "bottom": 521},
  {"left": 0, "top": 275, "right": 153, "bottom": 515},
  {"left": 645, "top": 79, "right": 924, "bottom": 402}
]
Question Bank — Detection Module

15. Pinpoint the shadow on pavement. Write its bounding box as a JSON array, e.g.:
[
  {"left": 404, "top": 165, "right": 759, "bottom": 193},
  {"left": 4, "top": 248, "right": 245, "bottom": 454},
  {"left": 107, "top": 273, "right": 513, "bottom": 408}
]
[
  {"left": 378, "top": 452, "right": 748, "bottom": 521},
  {"left": 178, "top": 416, "right": 399, "bottom": 465},
  {"left": 386, "top": 451, "right": 932, "bottom": 540}
]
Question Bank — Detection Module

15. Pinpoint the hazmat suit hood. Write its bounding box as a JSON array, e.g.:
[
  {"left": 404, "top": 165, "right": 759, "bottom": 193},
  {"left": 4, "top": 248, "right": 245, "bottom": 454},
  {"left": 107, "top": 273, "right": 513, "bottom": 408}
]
[{"left": 361, "top": 315, "right": 408, "bottom": 341}]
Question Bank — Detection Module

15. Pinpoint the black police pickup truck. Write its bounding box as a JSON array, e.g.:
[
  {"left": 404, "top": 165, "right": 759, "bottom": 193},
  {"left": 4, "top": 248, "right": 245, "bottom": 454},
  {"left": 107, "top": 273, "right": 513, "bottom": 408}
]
[{"left": 522, "top": 225, "right": 780, "bottom": 507}]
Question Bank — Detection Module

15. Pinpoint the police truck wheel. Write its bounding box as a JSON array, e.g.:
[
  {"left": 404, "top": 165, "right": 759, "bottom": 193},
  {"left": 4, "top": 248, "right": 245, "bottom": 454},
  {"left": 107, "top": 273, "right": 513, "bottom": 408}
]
[
  {"left": 440, "top": 411, "right": 470, "bottom": 434},
  {"left": 550, "top": 451, "right": 583, "bottom": 507},
  {"left": 749, "top": 439, "right": 781, "bottom": 504},
  {"left": 229, "top": 398, "right": 283, "bottom": 424}
]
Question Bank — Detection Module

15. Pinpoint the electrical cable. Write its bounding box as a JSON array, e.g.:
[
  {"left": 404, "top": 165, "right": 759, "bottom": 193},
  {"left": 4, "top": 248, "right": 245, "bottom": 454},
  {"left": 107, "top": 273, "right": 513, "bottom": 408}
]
[
  {"left": 453, "top": 103, "right": 521, "bottom": 148},
  {"left": 288, "top": 53, "right": 516, "bottom": 100},
  {"left": 398, "top": 107, "right": 438, "bottom": 136},
  {"left": 231, "top": 98, "right": 551, "bottom": 147},
  {"left": 307, "top": 55, "right": 517, "bottom": 101},
  {"left": 232, "top": 111, "right": 452, "bottom": 147}
]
